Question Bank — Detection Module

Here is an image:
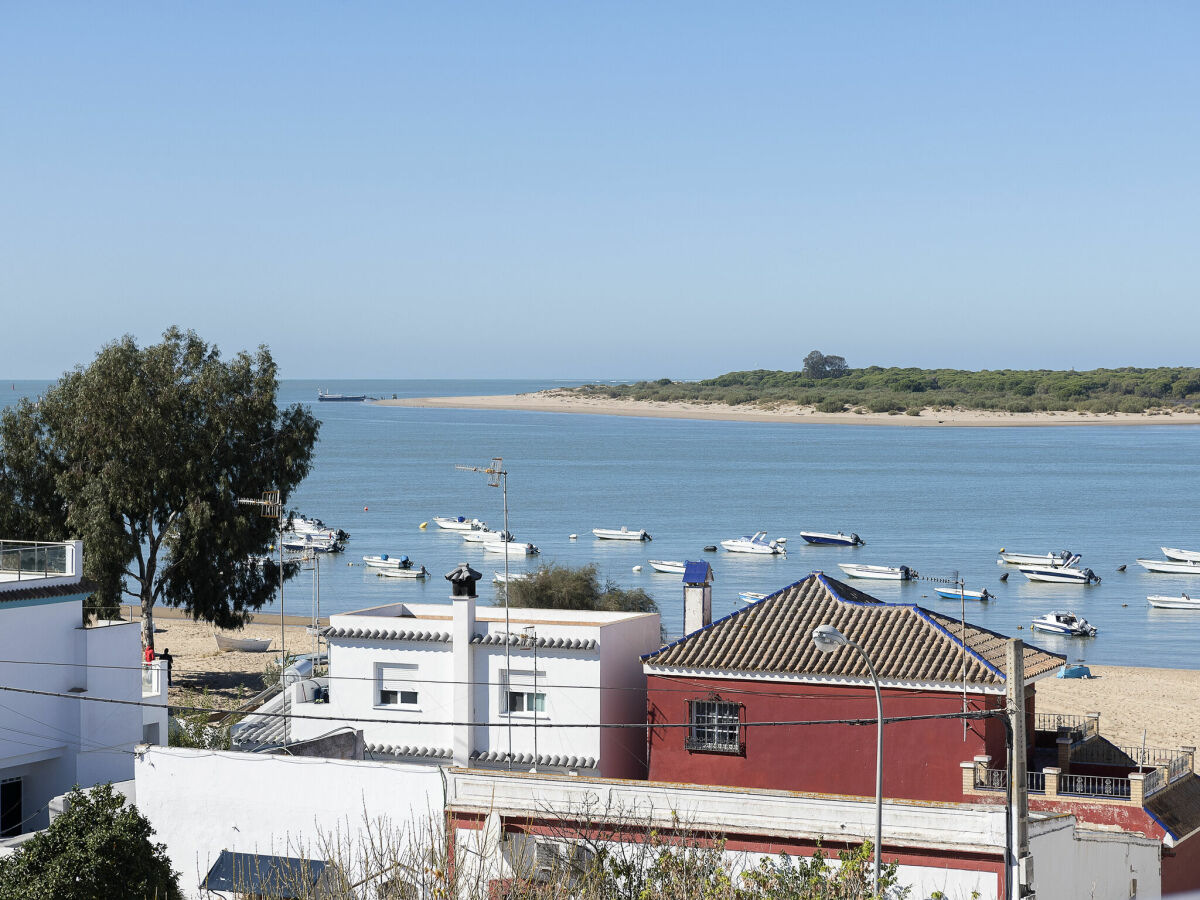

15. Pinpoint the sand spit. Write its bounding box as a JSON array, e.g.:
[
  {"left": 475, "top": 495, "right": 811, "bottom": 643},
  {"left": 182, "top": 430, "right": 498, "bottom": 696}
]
[{"left": 375, "top": 391, "right": 1200, "bottom": 428}]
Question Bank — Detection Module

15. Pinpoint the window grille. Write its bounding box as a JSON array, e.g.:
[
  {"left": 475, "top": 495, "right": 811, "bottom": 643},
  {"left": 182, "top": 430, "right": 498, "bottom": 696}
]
[{"left": 685, "top": 699, "right": 742, "bottom": 753}]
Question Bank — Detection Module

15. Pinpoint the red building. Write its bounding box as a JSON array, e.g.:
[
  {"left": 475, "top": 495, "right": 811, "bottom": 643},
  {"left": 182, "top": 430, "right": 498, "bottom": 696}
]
[{"left": 642, "top": 571, "right": 1200, "bottom": 893}]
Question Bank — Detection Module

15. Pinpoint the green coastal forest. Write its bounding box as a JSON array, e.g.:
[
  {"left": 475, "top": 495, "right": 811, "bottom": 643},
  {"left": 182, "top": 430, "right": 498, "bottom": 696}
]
[{"left": 569, "top": 351, "right": 1200, "bottom": 416}]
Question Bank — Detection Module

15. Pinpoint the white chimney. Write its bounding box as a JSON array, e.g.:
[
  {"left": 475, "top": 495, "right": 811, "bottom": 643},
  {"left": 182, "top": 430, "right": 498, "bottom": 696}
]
[
  {"left": 683, "top": 561, "right": 713, "bottom": 634},
  {"left": 446, "top": 564, "right": 481, "bottom": 768}
]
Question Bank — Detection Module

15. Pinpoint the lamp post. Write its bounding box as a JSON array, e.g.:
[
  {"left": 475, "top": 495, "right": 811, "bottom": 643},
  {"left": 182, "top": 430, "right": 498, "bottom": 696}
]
[{"left": 812, "top": 623, "right": 882, "bottom": 896}]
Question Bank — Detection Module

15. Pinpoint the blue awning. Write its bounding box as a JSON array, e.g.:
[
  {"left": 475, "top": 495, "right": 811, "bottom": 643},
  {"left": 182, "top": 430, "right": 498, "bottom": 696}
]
[{"left": 202, "top": 850, "right": 327, "bottom": 897}]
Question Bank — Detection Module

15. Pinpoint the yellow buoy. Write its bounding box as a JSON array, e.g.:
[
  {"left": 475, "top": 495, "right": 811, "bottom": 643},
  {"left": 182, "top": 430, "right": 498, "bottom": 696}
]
[{"left": 419, "top": 521, "right": 428, "bottom": 529}]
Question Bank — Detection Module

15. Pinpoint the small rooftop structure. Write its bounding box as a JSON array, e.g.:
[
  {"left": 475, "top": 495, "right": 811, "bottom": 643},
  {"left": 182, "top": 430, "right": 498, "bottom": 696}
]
[
  {"left": 682, "top": 560, "right": 713, "bottom": 584},
  {"left": 0, "top": 540, "right": 83, "bottom": 594}
]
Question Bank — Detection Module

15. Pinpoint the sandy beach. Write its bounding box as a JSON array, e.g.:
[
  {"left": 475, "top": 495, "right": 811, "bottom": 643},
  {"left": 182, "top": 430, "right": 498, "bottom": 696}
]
[
  {"left": 143, "top": 609, "right": 1200, "bottom": 751},
  {"left": 375, "top": 391, "right": 1200, "bottom": 427}
]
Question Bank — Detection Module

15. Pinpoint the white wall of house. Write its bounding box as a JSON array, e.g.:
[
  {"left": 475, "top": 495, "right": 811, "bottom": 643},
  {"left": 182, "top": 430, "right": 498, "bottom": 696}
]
[
  {"left": 288, "top": 600, "right": 659, "bottom": 777},
  {"left": 134, "top": 746, "right": 445, "bottom": 900},
  {"left": 0, "top": 579, "right": 144, "bottom": 835},
  {"left": 1029, "top": 815, "right": 1161, "bottom": 900}
]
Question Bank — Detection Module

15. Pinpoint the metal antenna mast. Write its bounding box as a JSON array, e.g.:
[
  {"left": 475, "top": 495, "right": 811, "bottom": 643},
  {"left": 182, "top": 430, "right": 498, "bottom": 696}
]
[
  {"left": 455, "top": 458, "right": 512, "bottom": 768},
  {"left": 238, "top": 490, "right": 287, "bottom": 745}
]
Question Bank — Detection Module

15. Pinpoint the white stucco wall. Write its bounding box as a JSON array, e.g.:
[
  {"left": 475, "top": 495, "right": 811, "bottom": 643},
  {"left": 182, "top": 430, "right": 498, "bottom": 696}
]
[
  {"left": 1029, "top": 814, "right": 1161, "bottom": 900},
  {"left": 134, "top": 746, "right": 445, "bottom": 900}
]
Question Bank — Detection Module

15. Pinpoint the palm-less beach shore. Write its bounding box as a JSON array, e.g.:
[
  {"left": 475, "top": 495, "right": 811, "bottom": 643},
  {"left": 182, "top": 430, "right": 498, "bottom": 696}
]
[
  {"left": 376, "top": 390, "right": 1200, "bottom": 427},
  {"left": 147, "top": 613, "right": 1200, "bottom": 752}
]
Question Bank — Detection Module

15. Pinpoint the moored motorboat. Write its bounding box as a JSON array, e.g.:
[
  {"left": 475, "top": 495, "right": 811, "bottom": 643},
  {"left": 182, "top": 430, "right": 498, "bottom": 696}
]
[
  {"left": 378, "top": 565, "right": 429, "bottom": 579},
  {"left": 282, "top": 531, "right": 340, "bottom": 552},
  {"left": 933, "top": 587, "right": 994, "bottom": 601},
  {"left": 1019, "top": 560, "right": 1101, "bottom": 584},
  {"left": 720, "top": 532, "right": 785, "bottom": 555},
  {"left": 1162, "top": 547, "right": 1200, "bottom": 563},
  {"left": 1147, "top": 594, "right": 1200, "bottom": 610},
  {"left": 1031, "top": 611, "right": 1097, "bottom": 636},
  {"left": 362, "top": 554, "right": 416, "bottom": 570},
  {"left": 648, "top": 560, "right": 687, "bottom": 575},
  {"left": 738, "top": 591, "right": 767, "bottom": 603},
  {"left": 799, "top": 531, "right": 864, "bottom": 546},
  {"left": 998, "top": 549, "right": 1075, "bottom": 567},
  {"left": 1137, "top": 558, "right": 1200, "bottom": 575},
  {"left": 434, "top": 516, "right": 487, "bottom": 531},
  {"left": 484, "top": 540, "right": 540, "bottom": 556},
  {"left": 462, "top": 528, "right": 510, "bottom": 543},
  {"left": 837, "top": 563, "right": 917, "bottom": 581},
  {"left": 592, "top": 527, "right": 652, "bottom": 541}
]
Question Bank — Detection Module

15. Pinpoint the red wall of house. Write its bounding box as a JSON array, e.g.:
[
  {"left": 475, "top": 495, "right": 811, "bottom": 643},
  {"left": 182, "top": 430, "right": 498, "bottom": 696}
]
[
  {"left": 1163, "top": 834, "right": 1200, "bottom": 897},
  {"left": 646, "top": 675, "right": 1007, "bottom": 803}
]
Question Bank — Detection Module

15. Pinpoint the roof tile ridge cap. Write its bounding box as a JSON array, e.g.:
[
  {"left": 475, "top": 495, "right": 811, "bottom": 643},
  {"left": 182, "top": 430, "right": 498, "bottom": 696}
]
[
  {"left": 641, "top": 576, "right": 808, "bottom": 662},
  {"left": 911, "top": 606, "right": 1006, "bottom": 680}
]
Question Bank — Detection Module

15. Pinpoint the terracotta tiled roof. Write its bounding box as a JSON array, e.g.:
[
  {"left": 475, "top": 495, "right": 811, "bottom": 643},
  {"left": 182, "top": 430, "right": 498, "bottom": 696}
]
[
  {"left": 1147, "top": 775, "right": 1200, "bottom": 841},
  {"left": 0, "top": 579, "right": 95, "bottom": 605},
  {"left": 643, "top": 572, "right": 1063, "bottom": 687}
]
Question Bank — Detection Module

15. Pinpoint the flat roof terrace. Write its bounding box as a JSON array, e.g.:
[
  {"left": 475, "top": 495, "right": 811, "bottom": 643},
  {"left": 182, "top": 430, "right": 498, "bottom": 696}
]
[{"left": 0, "top": 539, "right": 81, "bottom": 589}]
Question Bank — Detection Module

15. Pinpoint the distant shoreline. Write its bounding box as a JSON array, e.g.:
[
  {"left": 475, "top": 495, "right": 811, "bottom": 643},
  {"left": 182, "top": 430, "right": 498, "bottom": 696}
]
[{"left": 374, "top": 391, "right": 1200, "bottom": 427}]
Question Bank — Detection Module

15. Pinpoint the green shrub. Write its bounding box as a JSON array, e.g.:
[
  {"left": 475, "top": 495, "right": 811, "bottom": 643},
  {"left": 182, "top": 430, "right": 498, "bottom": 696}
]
[{"left": 816, "top": 399, "right": 846, "bottom": 413}]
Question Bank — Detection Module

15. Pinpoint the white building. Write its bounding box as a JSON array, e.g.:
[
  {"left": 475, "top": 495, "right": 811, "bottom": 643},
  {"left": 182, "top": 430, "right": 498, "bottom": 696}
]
[
  {"left": 236, "top": 575, "right": 660, "bottom": 779},
  {"left": 0, "top": 538, "right": 167, "bottom": 843}
]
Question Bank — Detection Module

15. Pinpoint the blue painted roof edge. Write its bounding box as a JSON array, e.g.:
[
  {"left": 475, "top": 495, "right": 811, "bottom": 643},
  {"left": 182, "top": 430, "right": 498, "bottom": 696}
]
[{"left": 1143, "top": 805, "right": 1176, "bottom": 841}]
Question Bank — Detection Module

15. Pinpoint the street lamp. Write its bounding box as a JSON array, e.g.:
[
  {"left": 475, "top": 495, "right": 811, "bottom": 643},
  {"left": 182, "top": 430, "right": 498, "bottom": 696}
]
[{"left": 812, "top": 623, "right": 882, "bottom": 896}]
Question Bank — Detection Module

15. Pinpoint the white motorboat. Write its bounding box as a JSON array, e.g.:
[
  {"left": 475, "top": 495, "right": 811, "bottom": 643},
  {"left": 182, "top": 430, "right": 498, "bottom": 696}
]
[
  {"left": 593, "top": 527, "right": 652, "bottom": 541},
  {"left": 799, "top": 531, "right": 864, "bottom": 546},
  {"left": 484, "top": 540, "right": 540, "bottom": 556},
  {"left": 720, "top": 532, "right": 785, "bottom": 555},
  {"left": 282, "top": 531, "right": 340, "bottom": 552},
  {"left": 1148, "top": 594, "right": 1200, "bottom": 610},
  {"left": 837, "top": 563, "right": 917, "bottom": 581},
  {"left": 378, "top": 565, "right": 429, "bottom": 579},
  {"left": 739, "top": 591, "right": 767, "bottom": 603},
  {"left": 998, "top": 549, "right": 1075, "bottom": 567},
  {"left": 362, "top": 554, "right": 416, "bottom": 570},
  {"left": 1162, "top": 547, "right": 1200, "bottom": 563},
  {"left": 287, "top": 514, "right": 334, "bottom": 536},
  {"left": 648, "top": 560, "right": 687, "bottom": 575},
  {"left": 933, "top": 587, "right": 994, "bottom": 601},
  {"left": 1137, "top": 558, "right": 1200, "bottom": 575},
  {"left": 1031, "top": 611, "right": 1097, "bottom": 636},
  {"left": 434, "top": 516, "right": 487, "bottom": 531},
  {"left": 493, "top": 570, "right": 532, "bottom": 584},
  {"left": 462, "top": 528, "right": 510, "bottom": 543},
  {"left": 1019, "top": 558, "right": 1100, "bottom": 584}
]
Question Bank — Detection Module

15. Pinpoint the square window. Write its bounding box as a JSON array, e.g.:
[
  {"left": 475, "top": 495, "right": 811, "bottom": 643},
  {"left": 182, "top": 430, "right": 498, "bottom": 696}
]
[
  {"left": 686, "top": 700, "right": 742, "bottom": 753},
  {"left": 377, "top": 662, "right": 418, "bottom": 707},
  {"left": 399, "top": 690, "right": 418, "bottom": 705},
  {"left": 380, "top": 689, "right": 399, "bottom": 705}
]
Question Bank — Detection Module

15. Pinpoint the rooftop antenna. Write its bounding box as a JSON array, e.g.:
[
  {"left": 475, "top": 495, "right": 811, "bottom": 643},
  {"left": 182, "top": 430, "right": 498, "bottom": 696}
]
[
  {"left": 920, "top": 569, "right": 969, "bottom": 740},
  {"left": 237, "top": 490, "right": 287, "bottom": 745},
  {"left": 456, "top": 458, "right": 512, "bottom": 768}
]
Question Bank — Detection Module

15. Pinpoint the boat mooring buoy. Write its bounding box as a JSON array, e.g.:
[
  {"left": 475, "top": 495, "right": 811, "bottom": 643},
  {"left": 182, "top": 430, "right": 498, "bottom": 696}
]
[
  {"left": 419, "top": 521, "right": 428, "bottom": 529},
  {"left": 632, "top": 565, "right": 642, "bottom": 573},
  {"left": 569, "top": 534, "right": 577, "bottom": 540}
]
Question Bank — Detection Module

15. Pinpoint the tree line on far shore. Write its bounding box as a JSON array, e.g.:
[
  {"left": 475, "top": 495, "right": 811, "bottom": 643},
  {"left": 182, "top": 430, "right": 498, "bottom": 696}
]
[{"left": 571, "top": 352, "right": 1200, "bottom": 415}]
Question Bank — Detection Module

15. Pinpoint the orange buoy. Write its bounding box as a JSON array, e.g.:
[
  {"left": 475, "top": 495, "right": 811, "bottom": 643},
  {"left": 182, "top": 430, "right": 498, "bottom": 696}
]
[{"left": 364, "top": 506, "right": 369, "bottom": 512}]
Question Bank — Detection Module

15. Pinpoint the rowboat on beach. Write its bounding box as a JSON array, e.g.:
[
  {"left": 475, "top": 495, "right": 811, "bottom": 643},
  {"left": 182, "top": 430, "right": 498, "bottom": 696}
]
[
  {"left": 1147, "top": 594, "right": 1200, "bottom": 610},
  {"left": 1137, "top": 558, "right": 1200, "bottom": 575},
  {"left": 214, "top": 632, "right": 273, "bottom": 653},
  {"left": 593, "top": 527, "right": 652, "bottom": 541},
  {"left": 838, "top": 563, "right": 917, "bottom": 581}
]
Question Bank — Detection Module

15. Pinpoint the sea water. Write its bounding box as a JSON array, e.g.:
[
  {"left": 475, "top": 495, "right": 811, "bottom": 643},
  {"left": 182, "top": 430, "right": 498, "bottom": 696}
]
[{"left": 5, "top": 379, "right": 1199, "bottom": 668}]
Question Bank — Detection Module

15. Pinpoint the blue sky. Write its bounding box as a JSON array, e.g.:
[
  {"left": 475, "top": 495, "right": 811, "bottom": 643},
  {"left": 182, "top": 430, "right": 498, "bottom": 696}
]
[{"left": 3, "top": 4, "right": 1197, "bottom": 379}]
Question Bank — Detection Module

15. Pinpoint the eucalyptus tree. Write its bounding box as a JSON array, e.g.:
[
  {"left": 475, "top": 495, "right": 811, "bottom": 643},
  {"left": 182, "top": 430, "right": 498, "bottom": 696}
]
[{"left": 0, "top": 328, "right": 320, "bottom": 649}]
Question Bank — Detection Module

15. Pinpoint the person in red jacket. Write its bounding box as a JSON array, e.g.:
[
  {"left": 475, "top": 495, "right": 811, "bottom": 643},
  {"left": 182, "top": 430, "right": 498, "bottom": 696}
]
[{"left": 143, "top": 645, "right": 155, "bottom": 664}]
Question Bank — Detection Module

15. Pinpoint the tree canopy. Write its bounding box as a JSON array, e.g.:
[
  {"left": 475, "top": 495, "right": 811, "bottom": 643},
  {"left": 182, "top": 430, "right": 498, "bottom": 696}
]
[
  {"left": 506, "top": 563, "right": 659, "bottom": 615},
  {"left": 0, "top": 328, "right": 320, "bottom": 648},
  {"left": 0, "top": 783, "right": 182, "bottom": 900}
]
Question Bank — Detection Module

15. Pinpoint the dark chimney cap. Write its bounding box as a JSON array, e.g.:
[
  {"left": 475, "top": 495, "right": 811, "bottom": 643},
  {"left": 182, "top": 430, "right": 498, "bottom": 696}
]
[{"left": 445, "top": 563, "right": 482, "bottom": 598}]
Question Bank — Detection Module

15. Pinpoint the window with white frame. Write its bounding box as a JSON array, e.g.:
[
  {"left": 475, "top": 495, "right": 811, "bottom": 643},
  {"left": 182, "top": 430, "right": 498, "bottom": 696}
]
[
  {"left": 686, "top": 699, "right": 742, "bottom": 753},
  {"left": 376, "top": 663, "right": 419, "bottom": 707},
  {"left": 504, "top": 669, "right": 546, "bottom": 715}
]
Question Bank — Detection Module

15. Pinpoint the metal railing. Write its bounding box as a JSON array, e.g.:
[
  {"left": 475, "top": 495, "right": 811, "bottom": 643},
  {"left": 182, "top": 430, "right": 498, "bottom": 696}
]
[
  {"left": 1058, "top": 773, "right": 1131, "bottom": 800},
  {"left": 1027, "top": 771, "right": 1046, "bottom": 793},
  {"left": 1034, "top": 713, "right": 1097, "bottom": 742},
  {"left": 1070, "top": 742, "right": 1189, "bottom": 770},
  {"left": 0, "top": 540, "right": 70, "bottom": 580},
  {"left": 1143, "top": 768, "right": 1165, "bottom": 797},
  {"left": 1168, "top": 753, "right": 1193, "bottom": 785},
  {"left": 975, "top": 769, "right": 1047, "bottom": 793}
]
